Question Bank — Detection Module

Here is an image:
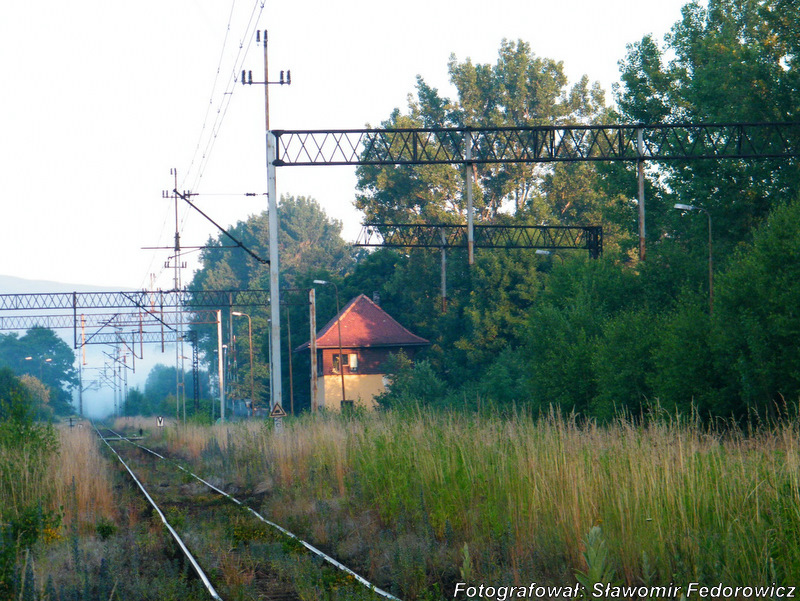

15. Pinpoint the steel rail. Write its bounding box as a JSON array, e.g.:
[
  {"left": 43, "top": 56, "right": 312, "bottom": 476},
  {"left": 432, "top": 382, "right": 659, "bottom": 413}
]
[
  {"left": 94, "top": 425, "right": 223, "bottom": 600},
  {"left": 106, "top": 427, "right": 402, "bottom": 601}
]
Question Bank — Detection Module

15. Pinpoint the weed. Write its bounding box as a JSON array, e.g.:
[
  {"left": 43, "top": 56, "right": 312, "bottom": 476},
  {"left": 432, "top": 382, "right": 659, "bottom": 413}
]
[
  {"left": 95, "top": 517, "right": 116, "bottom": 541},
  {"left": 574, "top": 526, "right": 618, "bottom": 595}
]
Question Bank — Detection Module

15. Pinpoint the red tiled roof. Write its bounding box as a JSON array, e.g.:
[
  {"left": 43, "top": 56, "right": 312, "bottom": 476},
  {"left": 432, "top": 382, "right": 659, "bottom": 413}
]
[{"left": 295, "top": 294, "right": 429, "bottom": 351}]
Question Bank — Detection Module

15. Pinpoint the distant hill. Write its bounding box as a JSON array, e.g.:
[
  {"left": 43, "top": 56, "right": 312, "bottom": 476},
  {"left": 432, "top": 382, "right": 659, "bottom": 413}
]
[
  {"left": 0, "top": 275, "right": 165, "bottom": 416},
  {"left": 0, "top": 274, "right": 127, "bottom": 294}
]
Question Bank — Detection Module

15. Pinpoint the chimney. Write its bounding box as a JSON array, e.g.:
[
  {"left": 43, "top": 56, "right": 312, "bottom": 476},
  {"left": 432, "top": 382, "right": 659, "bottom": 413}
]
[{"left": 372, "top": 291, "right": 381, "bottom": 306}]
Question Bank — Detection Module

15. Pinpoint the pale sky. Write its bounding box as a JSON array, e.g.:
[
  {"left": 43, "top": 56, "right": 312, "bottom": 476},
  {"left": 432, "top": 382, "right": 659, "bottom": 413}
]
[{"left": 0, "top": 0, "right": 700, "bottom": 291}]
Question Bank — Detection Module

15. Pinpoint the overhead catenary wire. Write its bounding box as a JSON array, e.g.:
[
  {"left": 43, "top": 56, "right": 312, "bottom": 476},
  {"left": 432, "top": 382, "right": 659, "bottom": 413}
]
[
  {"left": 181, "top": 0, "right": 239, "bottom": 187},
  {"left": 174, "top": 189, "right": 269, "bottom": 265},
  {"left": 140, "top": 0, "right": 266, "bottom": 290},
  {"left": 182, "top": 0, "right": 266, "bottom": 194}
]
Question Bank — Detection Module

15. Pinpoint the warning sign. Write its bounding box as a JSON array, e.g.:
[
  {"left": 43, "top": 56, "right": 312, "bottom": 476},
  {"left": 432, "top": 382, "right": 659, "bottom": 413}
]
[{"left": 269, "top": 403, "right": 288, "bottom": 418}]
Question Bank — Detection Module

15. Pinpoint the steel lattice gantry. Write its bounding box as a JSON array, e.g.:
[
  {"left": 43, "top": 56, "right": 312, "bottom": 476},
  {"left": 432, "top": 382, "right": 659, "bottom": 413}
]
[
  {"left": 355, "top": 223, "right": 603, "bottom": 258},
  {"left": 273, "top": 122, "right": 800, "bottom": 166},
  {"left": 264, "top": 122, "right": 800, "bottom": 411},
  {"left": 0, "top": 289, "right": 271, "bottom": 349},
  {"left": 273, "top": 121, "right": 800, "bottom": 263},
  {"left": 0, "top": 289, "right": 271, "bottom": 312}
]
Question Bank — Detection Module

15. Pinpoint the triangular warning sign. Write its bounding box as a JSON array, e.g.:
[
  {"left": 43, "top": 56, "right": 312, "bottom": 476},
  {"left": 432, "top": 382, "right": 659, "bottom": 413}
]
[{"left": 269, "top": 403, "right": 288, "bottom": 418}]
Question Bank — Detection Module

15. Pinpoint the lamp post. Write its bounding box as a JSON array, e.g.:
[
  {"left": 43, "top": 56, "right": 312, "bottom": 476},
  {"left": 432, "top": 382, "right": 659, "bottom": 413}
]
[
  {"left": 313, "top": 280, "right": 346, "bottom": 407},
  {"left": 25, "top": 356, "right": 52, "bottom": 380},
  {"left": 231, "top": 311, "right": 255, "bottom": 414},
  {"left": 674, "top": 203, "right": 714, "bottom": 314},
  {"left": 535, "top": 249, "right": 565, "bottom": 264}
]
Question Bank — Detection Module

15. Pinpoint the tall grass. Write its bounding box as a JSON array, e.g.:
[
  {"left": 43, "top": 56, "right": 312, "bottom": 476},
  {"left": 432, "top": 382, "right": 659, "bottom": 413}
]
[
  {"left": 51, "top": 425, "right": 117, "bottom": 531},
  {"left": 144, "top": 408, "right": 800, "bottom": 593},
  {"left": 0, "top": 419, "right": 58, "bottom": 595}
]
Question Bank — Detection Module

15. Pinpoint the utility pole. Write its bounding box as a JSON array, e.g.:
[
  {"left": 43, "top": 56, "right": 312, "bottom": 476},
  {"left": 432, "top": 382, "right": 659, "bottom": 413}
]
[
  {"left": 243, "top": 30, "right": 291, "bottom": 412},
  {"left": 440, "top": 229, "right": 447, "bottom": 312},
  {"left": 465, "top": 132, "right": 475, "bottom": 265},
  {"left": 217, "top": 310, "right": 225, "bottom": 422},
  {"left": 162, "top": 168, "right": 187, "bottom": 424},
  {"left": 637, "top": 129, "right": 646, "bottom": 261},
  {"left": 309, "top": 288, "right": 318, "bottom": 412}
]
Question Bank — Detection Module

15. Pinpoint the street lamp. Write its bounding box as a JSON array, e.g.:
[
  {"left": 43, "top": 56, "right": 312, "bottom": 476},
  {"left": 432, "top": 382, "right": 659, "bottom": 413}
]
[
  {"left": 674, "top": 203, "right": 714, "bottom": 314},
  {"left": 25, "top": 356, "right": 52, "bottom": 379},
  {"left": 231, "top": 311, "right": 255, "bottom": 414},
  {"left": 535, "top": 249, "right": 564, "bottom": 263},
  {"left": 312, "top": 280, "right": 346, "bottom": 407}
]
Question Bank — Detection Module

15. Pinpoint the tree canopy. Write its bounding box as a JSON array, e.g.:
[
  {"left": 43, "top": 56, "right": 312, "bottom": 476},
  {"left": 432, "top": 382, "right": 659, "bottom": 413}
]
[
  {"left": 356, "top": 39, "right": 609, "bottom": 227},
  {"left": 0, "top": 328, "right": 76, "bottom": 417},
  {"left": 179, "top": 11, "right": 800, "bottom": 422},
  {"left": 188, "top": 194, "right": 355, "bottom": 411}
]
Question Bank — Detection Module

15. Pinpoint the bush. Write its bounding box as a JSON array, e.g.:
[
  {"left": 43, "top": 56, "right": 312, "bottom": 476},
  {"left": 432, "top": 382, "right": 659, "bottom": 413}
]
[
  {"left": 592, "top": 308, "right": 661, "bottom": 421},
  {"left": 375, "top": 352, "right": 447, "bottom": 409},
  {"left": 714, "top": 197, "right": 800, "bottom": 416}
]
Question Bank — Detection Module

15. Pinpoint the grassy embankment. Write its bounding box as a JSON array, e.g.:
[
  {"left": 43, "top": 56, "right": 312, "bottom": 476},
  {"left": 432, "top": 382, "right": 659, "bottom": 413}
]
[
  {"left": 4, "top": 409, "right": 799, "bottom": 599},
  {"left": 1, "top": 424, "right": 219, "bottom": 600},
  {"left": 119, "top": 407, "right": 800, "bottom": 598}
]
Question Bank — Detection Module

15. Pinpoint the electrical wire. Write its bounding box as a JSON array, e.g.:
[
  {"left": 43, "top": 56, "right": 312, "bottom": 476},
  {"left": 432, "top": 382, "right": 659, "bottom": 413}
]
[
  {"left": 183, "top": 0, "right": 266, "bottom": 193},
  {"left": 139, "top": 0, "right": 266, "bottom": 291},
  {"left": 180, "top": 0, "right": 239, "bottom": 189}
]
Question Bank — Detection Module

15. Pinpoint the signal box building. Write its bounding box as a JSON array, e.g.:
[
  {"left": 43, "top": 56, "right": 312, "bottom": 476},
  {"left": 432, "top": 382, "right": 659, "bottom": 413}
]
[{"left": 296, "top": 294, "right": 429, "bottom": 411}]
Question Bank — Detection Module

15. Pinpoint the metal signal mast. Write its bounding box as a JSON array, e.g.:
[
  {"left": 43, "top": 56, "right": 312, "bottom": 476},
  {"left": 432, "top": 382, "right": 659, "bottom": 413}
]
[{"left": 241, "top": 30, "right": 291, "bottom": 413}]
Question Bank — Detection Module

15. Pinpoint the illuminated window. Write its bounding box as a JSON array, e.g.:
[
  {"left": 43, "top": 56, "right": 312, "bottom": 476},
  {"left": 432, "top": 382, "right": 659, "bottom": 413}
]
[
  {"left": 333, "top": 353, "right": 358, "bottom": 373},
  {"left": 332, "top": 353, "right": 348, "bottom": 373}
]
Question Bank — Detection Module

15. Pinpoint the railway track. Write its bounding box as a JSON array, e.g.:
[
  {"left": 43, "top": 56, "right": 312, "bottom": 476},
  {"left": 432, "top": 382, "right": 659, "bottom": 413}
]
[{"left": 94, "top": 425, "right": 402, "bottom": 601}]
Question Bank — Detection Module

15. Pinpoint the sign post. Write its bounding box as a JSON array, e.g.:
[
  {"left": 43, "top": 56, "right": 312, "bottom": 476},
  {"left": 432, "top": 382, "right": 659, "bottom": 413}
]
[{"left": 269, "top": 403, "right": 287, "bottom": 433}]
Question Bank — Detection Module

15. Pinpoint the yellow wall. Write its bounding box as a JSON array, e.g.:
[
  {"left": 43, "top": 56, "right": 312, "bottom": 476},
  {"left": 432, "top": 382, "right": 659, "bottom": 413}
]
[{"left": 317, "top": 374, "right": 387, "bottom": 411}]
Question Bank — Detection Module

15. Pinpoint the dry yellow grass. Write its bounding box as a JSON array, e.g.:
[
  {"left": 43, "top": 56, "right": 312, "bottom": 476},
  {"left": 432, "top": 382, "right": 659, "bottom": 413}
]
[
  {"left": 107, "top": 409, "right": 800, "bottom": 587},
  {"left": 51, "top": 423, "right": 117, "bottom": 531}
]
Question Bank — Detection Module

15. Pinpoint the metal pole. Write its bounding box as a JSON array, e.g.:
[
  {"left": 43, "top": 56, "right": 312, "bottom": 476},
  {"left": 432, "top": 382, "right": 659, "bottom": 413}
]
[
  {"left": 309, "top": 289, "right": 318, "bottom": 412},
  {"left": 78, "top": 358, "right": 83, "bottom": 417},
  {"left": 706, "top": 210, "right": 714, "bottom": 315},
  {"left": 465, "top": 132, "right": 474, "bottom": 265},
  {"left": 441, "top": 228, "right": 447, "bottom": 312},
  {"left": 267, "top": 318, "right": 273, "bottom": 408},
  {"left": 265, "top": 31, "right": 282, "bottom": 413},
  {"left": 217, "top": 310, "right": 225, "bottom": 423},
  {"left": 80, "top": 315, "right": 86, "bottom": 416},
  {"left": 333, "top": 283, "right": 346, "bottom": 407},
  {"left": 247, "top": 314, "right": 254, "bottom": 409},
  {"left": 637, "top": 128, "right": 646, "bottom": 261},
  {"left": 229, "top": 296, "right": 235, "bottom": 398},
  {"left": 232, "top": 312, "right": 255, "bottom": 412},
  {"left": 286, "top": 304, "right": 294, "bottom": 416},
  {"left": 674, "top": 203, "right": 714, "bottom": 314}
]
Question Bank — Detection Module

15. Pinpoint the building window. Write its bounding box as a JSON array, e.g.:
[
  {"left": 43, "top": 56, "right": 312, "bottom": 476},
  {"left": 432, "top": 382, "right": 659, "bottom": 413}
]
[
  {"left": 332, "top": 353, "right": 348, "bottom": 374},
  {"left": 333, "top": 352, "right": 358, "bottom": 373}
]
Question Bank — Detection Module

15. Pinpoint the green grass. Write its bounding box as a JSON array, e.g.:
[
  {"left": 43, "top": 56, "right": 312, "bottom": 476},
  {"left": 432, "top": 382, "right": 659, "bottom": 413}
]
[{"left": 147, "top": 407, "right": 800, "bottom": 597}]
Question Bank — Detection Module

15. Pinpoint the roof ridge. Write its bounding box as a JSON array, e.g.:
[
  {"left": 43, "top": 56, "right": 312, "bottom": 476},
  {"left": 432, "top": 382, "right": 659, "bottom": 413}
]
[{"left": 294, "top": 293, "right": 429, "bottom": 352}]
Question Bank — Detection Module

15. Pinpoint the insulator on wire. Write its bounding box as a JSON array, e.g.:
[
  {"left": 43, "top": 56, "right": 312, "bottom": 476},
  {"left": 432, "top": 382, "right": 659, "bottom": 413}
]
[
  {"left": 241, "top": 70, "right": 246, "bottom": 85},
  {"left": 280, "top": 71, "right": 284, "bottom": 84},
  {"left": 256, "top": 30, "right": 261, "bottom": 43},
  {"left": 287, "top": 70, "right": 291, "bottom": 85},
  {"left": 248, "top": 71, "right": 253, "bottom": 85}
]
